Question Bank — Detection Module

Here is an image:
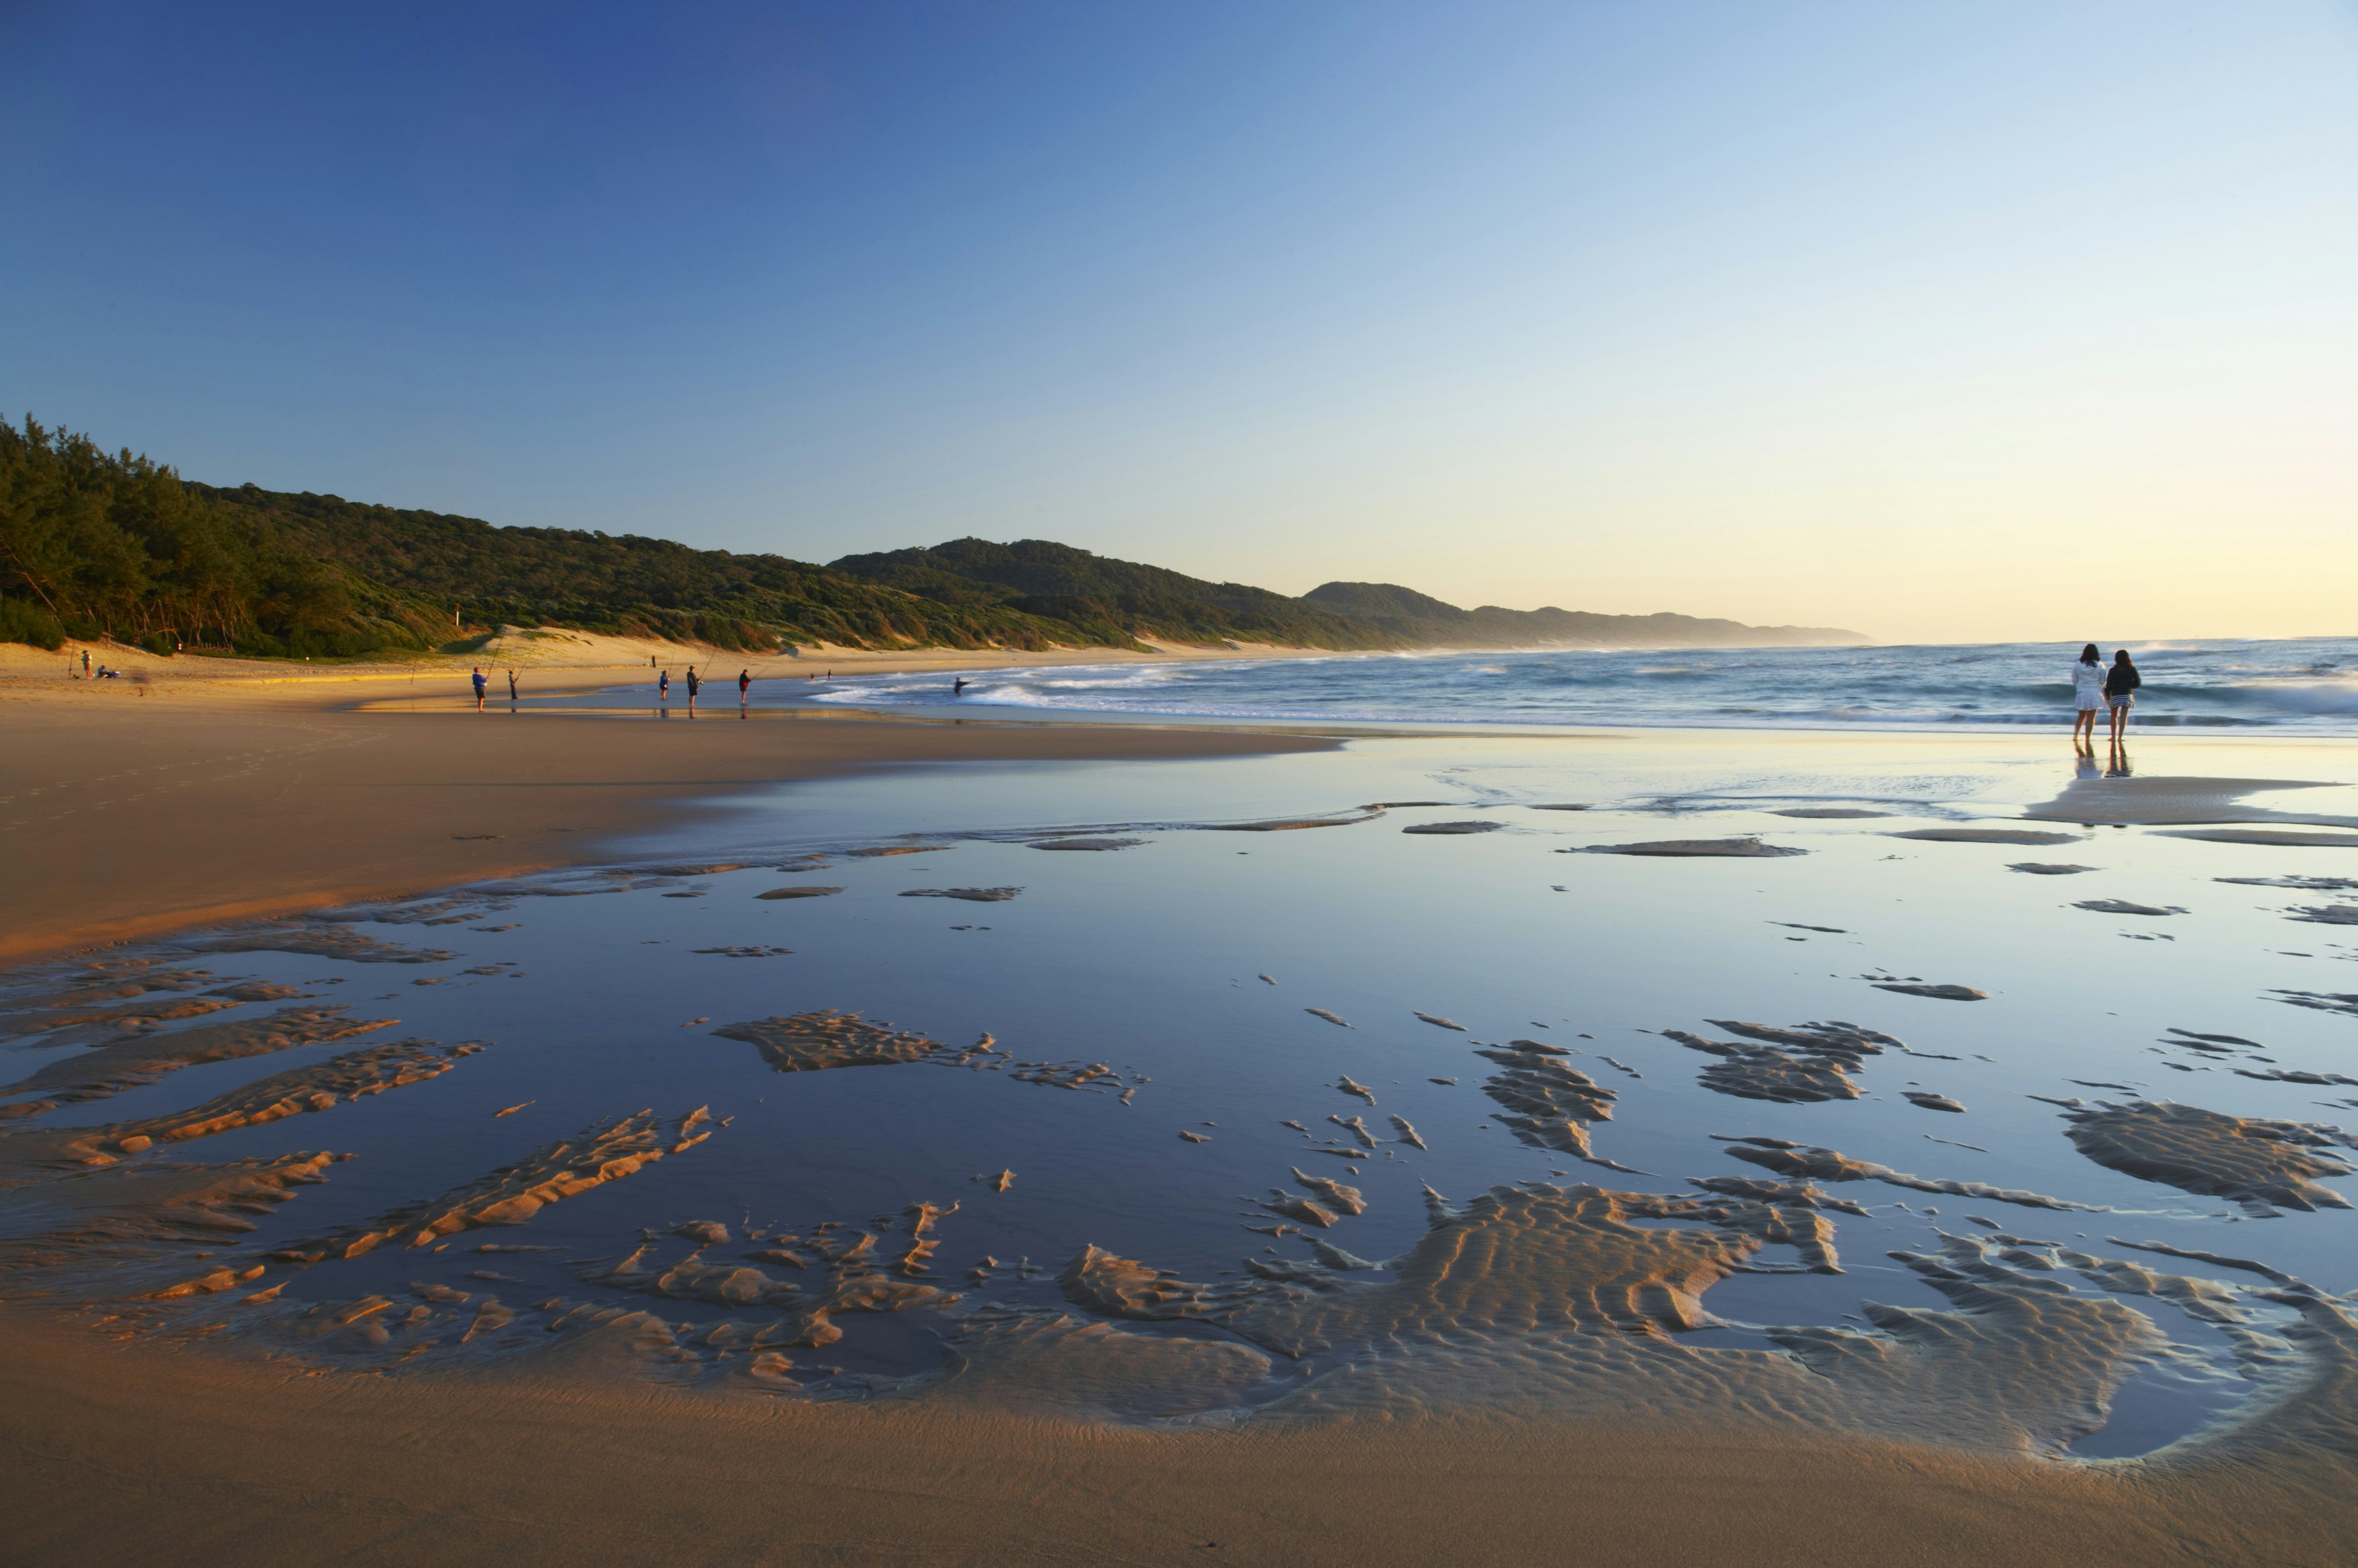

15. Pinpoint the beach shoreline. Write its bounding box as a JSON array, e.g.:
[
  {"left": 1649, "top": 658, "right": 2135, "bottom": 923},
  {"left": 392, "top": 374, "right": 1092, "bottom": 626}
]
[
  {"left": 7, "top": 661, "right": 2358, "bottom": 1567},
  {"left": 13, "top": 649, "right": 2358, "bottom": 967},
  {"left": 0, "top": 682, "right": 1340, "bottom": 966}
]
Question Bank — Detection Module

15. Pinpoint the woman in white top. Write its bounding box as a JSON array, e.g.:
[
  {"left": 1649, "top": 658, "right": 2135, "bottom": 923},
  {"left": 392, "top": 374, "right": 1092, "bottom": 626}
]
[{"left": 2070, "top": 643, "right": 2105, "bottom": 753}]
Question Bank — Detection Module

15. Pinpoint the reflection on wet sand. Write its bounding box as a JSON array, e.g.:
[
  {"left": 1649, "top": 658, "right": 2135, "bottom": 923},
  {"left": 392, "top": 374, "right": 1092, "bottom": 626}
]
[{"left": 5, "top": 735, "right": 2358, "bottom": 1561}]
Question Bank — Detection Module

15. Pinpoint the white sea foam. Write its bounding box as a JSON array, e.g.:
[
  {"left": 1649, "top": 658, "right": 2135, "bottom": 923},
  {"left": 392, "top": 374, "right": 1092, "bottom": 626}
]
[{"left": 766, "top": 638, "right": 2358, "bottom": 735}]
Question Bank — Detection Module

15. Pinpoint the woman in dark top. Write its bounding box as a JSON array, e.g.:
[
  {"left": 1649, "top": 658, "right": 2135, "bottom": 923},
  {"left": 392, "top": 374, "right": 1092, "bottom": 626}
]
[{"left": 2104, "top": 649, "right": 2141, "bottom": 744}]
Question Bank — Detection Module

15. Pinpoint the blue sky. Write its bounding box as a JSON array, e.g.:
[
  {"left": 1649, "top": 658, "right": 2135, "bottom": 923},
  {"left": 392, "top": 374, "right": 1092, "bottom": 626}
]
[{"left": 5, "top": 1, "right": 2355, "bottom": 641}]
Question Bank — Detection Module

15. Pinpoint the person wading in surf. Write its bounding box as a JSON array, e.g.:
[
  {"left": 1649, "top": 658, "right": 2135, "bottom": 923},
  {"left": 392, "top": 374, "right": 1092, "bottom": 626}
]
[
  {"left": 2105, "top": 649, "right": 2141, "bottom": 747},
  {"left": 2070, "top": 644, "right": 2104, "bottom": 753}
]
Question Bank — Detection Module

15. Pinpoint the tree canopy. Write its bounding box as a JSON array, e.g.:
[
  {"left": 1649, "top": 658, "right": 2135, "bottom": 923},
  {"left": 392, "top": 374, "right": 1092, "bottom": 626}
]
[{"left": 3, "top": 417, "right": 1862, "bottom": 658}]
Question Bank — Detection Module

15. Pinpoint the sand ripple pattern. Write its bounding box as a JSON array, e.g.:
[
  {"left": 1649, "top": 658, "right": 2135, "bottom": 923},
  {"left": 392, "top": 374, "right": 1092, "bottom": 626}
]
[
  {"left": 3, "top": 1040, "right": 478, "bottom": 1171},
  {"left": 272, "top": 1108, "right": 713, "bottom": 1264},
  {"left": 2045, "top": 1098, "right": 2355, "bottom": 1216},
  {"left": 1473, "top": 1042, "right": 1629, "bottom": 1168},
  {"left": 1715, "top": 1136, "right": 2099, "bottom": 1210},
  {"left": 0, "top": 1005, "right": 397, "bottom": 1116},
  {"left": 585, "top": 1202, "right": 961, "bottom": 1348},
  {"left": 1663, "top": 1020, "right": 1900, "bottom": 1104}
]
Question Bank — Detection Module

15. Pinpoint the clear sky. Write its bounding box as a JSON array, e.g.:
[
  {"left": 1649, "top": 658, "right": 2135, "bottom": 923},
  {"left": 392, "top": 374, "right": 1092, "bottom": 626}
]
[{"left": 4, "top": 1, "right": 2354, "bottom": 644}]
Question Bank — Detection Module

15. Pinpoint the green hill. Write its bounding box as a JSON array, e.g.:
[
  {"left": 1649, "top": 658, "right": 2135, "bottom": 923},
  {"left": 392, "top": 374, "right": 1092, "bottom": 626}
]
[
  {"left": 192, "top": 487, "right": 1084, "bottom": 655},
  {"left": 0, "top": 417, "right": 429, "bottom": 656},
  {"left": 826, "top": 538, "right": 1400, "bottom": 651},
  {"left": 1, "top": 415, "right": 1866, "bottom": 657},
  {"left": 1301, "top": 581, "right": 1866, "bottom": 649}
]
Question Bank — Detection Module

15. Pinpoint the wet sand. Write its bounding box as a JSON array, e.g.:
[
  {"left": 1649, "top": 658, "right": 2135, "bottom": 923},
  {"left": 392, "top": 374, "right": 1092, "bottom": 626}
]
[
  {"left": 0, "top": 673, "right": 1333, "bottom": 964},
  {"left": 10, "top": 688, "right": 2358, "bottom": 1564},
  {"left": 0, "top": 1309, "right": 2328, "bottom": 1568}
]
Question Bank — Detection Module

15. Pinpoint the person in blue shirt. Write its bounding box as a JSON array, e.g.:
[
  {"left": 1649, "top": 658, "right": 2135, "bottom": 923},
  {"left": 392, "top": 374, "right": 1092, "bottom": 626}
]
[{"left": 471, "top": 667, "right": 487, "bottom": 712}]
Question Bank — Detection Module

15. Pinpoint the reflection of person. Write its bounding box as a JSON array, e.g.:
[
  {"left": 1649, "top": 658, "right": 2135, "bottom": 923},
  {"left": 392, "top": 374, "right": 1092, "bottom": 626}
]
[
  {"left": 2105, "top": 649, "right": 2141, "bottom": 745},
  {"left": 471, "top": 666, "right": 487, "bottom": 712},
  {"left": 2070, "top": 644, "right": 2103, "bottom": 753}
]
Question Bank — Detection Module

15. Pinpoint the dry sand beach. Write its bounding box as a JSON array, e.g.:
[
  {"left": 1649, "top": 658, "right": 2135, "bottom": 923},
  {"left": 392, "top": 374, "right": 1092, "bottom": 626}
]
[{"left": 5, "top": 657, "right": 2358, "bottom": 1567}]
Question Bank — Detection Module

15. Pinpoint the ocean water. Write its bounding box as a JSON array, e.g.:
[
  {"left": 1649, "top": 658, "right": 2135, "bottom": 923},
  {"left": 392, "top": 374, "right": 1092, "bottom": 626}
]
[
  {"left": 788, "top": 638, "right": 2358, "bottom": 733},
  {"left": 6, "top": 732, "right": 2356, "bottom": 1467}
]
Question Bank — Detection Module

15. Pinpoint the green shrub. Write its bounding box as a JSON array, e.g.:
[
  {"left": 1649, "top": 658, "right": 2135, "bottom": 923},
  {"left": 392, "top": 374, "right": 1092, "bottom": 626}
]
[{"left": 0, "top": 595, "right": 63, "bottom": 649}]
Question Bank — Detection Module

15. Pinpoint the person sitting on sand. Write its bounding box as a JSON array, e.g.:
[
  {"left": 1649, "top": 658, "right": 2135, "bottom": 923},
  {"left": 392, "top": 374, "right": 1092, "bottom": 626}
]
[
  {"left": 2070, "top": 644, "right": 2104, "bottom": 752},
  {"left": 2105, "top": 649, "right": 2141, "bottom": 744},
  {"left": 471, "top": 666, "right": 487, "bottom": 712}
]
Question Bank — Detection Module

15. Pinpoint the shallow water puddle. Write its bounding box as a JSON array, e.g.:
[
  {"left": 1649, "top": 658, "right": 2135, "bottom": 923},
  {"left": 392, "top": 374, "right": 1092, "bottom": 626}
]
[{"left": 3, "top": 734, "right": 2355, "bottom": 1464}]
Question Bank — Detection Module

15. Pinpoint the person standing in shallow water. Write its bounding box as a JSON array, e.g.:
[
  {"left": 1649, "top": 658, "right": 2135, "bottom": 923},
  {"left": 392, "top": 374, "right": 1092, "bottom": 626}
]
[
  {"left": 737, "top": 668, "right": 749, "bottom": 708},
  {"left": 506, "top": 669, "right": 518, "bottom": 705},
  {"left": 471, "top": 666, "right": 487, "bottom": 712},
  {"left": 2070, "top": 644, "right": 2105, "bottom": 753},
  {"left": 2105, "top": 649, "right": 2141, "bottom": 746},
  {"left": 685, "top": 665, "right": 700, "bottom": 713}
]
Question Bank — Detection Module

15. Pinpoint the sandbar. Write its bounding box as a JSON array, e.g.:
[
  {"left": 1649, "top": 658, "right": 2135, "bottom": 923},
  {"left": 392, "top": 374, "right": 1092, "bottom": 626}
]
[{"left": 0, "top": 663, "right": 1332, "bottom": 964}]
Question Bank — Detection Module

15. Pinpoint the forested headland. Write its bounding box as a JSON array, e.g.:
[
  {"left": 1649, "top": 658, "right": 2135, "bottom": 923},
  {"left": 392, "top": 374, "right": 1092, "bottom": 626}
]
[{"left": 1, "top": 417, "right": 1863, "bottom": 658}]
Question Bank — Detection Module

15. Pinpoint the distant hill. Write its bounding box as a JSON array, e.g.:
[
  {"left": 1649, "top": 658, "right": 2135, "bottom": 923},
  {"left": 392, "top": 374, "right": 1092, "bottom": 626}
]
[
  {"left": 0, "top": 416, "right": 1866, "bottom": 656},
  {"left": 829, "top": 542, "right": 1865, "bottom": 652},
  {"left": 1301, "top": 581, "right": 1867, "bottom": 650},
  {"left": 826, "top": 538, "right": 1395, "bottom": 651}
]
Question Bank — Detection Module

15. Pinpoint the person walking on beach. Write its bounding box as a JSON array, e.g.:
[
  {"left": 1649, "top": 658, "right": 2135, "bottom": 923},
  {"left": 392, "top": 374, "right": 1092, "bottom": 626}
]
[
  {"left": 686, "top": 665, "right": 700, "bottom": 713},
  {"left": 471, "top": 666, "right": 487, "bottom": 712},
  {"left": 2070, "top": 644, "right": 2104, "bottom": 752},
  {"left": 2105, "top": 649, "right": 2141, "bottom": 745}
]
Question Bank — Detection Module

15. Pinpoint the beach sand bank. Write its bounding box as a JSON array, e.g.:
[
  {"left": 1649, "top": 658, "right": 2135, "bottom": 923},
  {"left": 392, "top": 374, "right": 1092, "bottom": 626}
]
[
  {"left": 0, "top": 672, "right": 1334, "bottom": 964},
  {"left": 6, "top": 682, "right": 2358, "bottom": 1565},
  {"left": 1, "top": 1305, "right": 2311, "bottom": 1568}
]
